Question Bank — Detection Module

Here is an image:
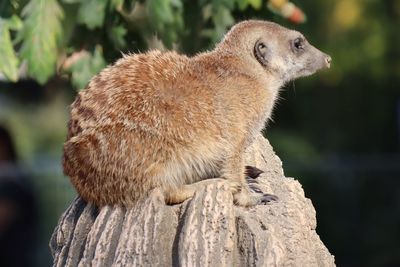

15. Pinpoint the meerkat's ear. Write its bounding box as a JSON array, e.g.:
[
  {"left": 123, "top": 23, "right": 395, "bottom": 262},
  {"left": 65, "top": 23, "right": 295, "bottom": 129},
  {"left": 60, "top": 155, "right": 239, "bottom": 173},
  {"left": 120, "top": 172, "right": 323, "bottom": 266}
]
[{"left": 254, "top": 40, "right": 269, "bottom": 66}]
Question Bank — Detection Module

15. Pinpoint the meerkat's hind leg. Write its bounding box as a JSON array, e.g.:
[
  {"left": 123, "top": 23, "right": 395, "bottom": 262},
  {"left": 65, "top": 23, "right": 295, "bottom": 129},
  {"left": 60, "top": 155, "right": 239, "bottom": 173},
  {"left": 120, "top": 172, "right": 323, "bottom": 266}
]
[{"left": 164, "top": 178, "right": 241, "bottom": 205}]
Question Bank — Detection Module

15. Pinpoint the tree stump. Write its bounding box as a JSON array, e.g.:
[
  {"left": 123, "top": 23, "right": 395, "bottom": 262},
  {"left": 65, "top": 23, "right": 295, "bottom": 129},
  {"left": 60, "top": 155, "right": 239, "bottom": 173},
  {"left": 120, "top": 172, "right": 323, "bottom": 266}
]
[{"left": 50, "top": 135, "right": 335, "bottom": 266}]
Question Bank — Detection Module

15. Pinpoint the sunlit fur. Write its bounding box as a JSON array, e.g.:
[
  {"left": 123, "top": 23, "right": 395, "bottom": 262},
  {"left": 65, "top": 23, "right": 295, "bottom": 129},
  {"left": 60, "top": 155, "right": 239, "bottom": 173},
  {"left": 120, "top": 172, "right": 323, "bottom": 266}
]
[{"left": 63, "top": 20, "right": 330, "bottom": 207}]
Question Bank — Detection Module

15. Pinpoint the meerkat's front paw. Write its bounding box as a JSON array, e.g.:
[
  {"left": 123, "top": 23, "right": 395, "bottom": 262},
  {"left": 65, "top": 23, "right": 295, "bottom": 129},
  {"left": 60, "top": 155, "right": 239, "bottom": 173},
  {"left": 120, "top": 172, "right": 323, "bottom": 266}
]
[
  {"left": 245, "top": 172, "right": 278, "bottom": 204},
  {"left": 247, "top": 183, "right": 279, "bottom": 205},
  {"left": 234, "top": 188, "right": 278, "bottom": 206}
]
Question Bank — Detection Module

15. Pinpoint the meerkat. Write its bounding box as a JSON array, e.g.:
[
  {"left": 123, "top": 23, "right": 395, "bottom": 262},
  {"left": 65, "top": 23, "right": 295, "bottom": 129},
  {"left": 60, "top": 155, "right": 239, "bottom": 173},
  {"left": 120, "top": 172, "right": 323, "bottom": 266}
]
[{"left": 63, "top": 20, "right": 331, "bottom": 207}]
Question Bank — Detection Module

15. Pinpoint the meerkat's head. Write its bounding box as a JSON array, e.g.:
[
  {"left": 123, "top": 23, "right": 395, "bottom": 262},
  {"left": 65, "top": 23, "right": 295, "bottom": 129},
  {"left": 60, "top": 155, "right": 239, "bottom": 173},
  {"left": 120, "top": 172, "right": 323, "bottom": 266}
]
[{"left": 216, "top": 20, "right": 331, "bottom": 82}]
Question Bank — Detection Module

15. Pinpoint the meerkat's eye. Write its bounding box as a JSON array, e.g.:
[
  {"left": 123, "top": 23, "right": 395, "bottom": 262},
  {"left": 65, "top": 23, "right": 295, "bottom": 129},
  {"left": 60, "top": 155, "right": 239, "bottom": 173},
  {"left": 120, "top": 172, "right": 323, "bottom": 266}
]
[{"left": 292, "top": 37, "right": 305, "bottom": 52}]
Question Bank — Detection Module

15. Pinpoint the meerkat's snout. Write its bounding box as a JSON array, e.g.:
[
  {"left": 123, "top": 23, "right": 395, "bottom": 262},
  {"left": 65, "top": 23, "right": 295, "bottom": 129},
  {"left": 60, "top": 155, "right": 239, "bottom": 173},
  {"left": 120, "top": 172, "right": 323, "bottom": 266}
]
[
  {"left": 319, "top": 52, "right": 331, "bottom": 69},
  {"left": 312, "top": 47, "right": 332, "bottom": 71},
  {"left": 325, "top": 55, "right": 332, "bottom": 68},
  {"left": 302, "top": 46, "right": 332, "bottom": 77}
]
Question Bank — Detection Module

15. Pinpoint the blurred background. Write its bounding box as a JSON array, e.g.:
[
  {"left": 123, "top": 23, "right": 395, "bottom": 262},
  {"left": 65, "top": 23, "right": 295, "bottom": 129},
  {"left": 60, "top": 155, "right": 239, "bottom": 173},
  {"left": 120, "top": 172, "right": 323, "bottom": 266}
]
[{"left": 0, "top": 0, "right": 399, "bottom": 266}]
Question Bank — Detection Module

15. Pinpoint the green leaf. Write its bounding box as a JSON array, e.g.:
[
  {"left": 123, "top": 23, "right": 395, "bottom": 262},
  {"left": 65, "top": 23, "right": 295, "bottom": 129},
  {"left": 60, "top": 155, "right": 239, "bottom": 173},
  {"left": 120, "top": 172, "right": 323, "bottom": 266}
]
[
  {"left": 211, "top": 0, "right": 235, "bottom": 10},
  {"left": 91, "top": 46, "right": 106, "bottom": 71},
  {"left": 0, "top": 17, "right": 20, "bottom": 82},
  {"left": 170, "top": 0, "right": 182, "bottom": 9},
  {"left": 62, "top": 0, "right": 81, "bottom": 3},
  {"left": 211, "top": 5, "right": 234, "bottom": 42},
  {"left": 202, "top": 4, "right": 212, "bottom": 20},
  {"left": 247, "top": 0, "right": 262, "bottom": 10},
  {"left": 148, "top": 0, "right": 174, "bottom": 25},
  {"left": 235, "top": 0, "right": 249, "bottom": 11},
  {"left": 69, "top": 46, "right": 106, "bottom": 89},
  {"left": 6, "top": 14, "right": 23, "bottom": 30},
  {"left": 77, "top": 0, "right": 107, "bottom": 30},
  {"left": 110, "top": 0, "right": 137, "bottom": 13},
  {"left": 109, "top": 0, "right": 123, "bottom": 10},
  {"left": 108, "top": 24, "right": 127, "bottom": 49},
  {"left": 146, "top": 0, "right": 183, "bottom": 47},
  {"left": 18, "top": 0, "right": 64, "bottom": 84}
]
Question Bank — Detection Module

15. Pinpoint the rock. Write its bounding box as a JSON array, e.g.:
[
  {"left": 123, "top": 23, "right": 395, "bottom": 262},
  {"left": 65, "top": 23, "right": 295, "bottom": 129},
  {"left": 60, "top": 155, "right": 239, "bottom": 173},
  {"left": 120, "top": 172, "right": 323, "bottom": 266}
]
[{"left": 50, "top": 135, "right": 335, "bottom": 266}]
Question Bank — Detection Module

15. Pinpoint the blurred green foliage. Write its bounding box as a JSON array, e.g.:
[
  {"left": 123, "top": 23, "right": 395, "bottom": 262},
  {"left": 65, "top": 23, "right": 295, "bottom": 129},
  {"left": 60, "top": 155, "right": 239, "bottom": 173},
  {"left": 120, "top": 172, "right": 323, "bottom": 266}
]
[{"left": 0, "top": 0, "right": 268, "bottom": 89}]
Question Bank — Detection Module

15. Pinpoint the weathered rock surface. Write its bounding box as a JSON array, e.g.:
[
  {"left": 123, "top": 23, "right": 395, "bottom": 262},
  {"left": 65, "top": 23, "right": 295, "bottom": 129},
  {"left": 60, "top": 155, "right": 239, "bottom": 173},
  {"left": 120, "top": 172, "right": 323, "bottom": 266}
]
[{"left": 50, "top": 135, "right": 335, "bottom": 266}]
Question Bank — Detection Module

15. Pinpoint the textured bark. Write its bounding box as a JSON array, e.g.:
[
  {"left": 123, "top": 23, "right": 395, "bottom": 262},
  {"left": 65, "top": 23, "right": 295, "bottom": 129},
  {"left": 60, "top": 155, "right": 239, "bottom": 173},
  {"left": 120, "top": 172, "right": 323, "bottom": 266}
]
[{"left": 50, "top": 135, "right": 335, "bottom": 266}]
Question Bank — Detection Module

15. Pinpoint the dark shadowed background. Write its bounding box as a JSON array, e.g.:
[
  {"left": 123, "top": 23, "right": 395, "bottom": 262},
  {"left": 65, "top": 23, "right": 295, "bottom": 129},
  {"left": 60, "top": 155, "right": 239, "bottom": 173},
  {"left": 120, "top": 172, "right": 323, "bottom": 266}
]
[{"left": 0, "top": 0, "right": 399, "bottom": 266}]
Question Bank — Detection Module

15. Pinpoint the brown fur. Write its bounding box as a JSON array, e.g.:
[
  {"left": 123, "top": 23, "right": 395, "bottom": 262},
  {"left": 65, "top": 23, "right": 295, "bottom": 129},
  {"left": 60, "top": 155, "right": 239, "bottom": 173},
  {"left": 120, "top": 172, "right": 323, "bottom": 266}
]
[{"left": 63, "top": 20, "right": 330, "bottom": 207}]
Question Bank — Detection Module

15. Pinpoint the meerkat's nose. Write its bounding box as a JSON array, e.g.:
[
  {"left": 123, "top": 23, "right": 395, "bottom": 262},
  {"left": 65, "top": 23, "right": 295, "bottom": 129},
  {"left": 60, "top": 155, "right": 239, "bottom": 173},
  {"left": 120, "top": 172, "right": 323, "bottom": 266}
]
[{"left": 325, "top": 55, "right": 332, "bottom": 68}]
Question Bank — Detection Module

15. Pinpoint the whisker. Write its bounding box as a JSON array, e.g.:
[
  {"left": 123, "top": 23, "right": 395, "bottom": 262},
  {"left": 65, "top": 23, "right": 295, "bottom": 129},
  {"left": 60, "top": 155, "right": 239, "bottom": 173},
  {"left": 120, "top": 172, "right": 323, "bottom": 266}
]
[{"left": 292, "top": 81, "right": 296, "bottom": 95}]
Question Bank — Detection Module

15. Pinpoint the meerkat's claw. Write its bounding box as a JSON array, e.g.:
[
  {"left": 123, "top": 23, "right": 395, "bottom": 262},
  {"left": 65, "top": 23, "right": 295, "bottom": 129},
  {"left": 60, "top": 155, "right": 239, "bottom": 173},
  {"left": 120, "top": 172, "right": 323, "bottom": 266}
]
[
  {"left": 245, "top": 166, "right": 264, "bottom": 179},
  {"left": 246, "top": 177, "right": 258, "bottom": 184},
  {"left": 256, "top": 194, "right": 279, "bottom": 205},
  {"left": 248, "top": 183, "right": 263, "bottom": 194},
  {"left": 248, "top": 184, "right": 279, "bottom": 203}
]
